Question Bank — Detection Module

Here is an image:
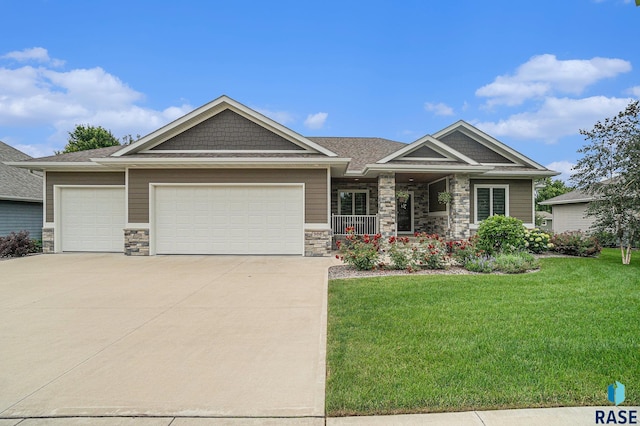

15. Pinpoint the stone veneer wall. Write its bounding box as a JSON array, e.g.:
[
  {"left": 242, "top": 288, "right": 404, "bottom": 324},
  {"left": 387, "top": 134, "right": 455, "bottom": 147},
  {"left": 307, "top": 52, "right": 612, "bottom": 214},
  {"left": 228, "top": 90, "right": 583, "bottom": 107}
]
[
  {"left": 425, "top": 216, "right": 449, "bottom": 236},
  {"left": 124, "top": 229, "right": 150, "bottom": 256},
  {"left": 378, "top": 173, "right": 396, "bottom": 238},
  {"left": 449, "top": 174, "right": 470, "bottom": 239},
  {"left": 395, "top": 183, "right": 429, "bottom": 232},
  {"left": 305, "top": 229, "right": 331, "bottom": 256},
  {"left": 42, "top": 228, "right": 54, "bottom": 253}
]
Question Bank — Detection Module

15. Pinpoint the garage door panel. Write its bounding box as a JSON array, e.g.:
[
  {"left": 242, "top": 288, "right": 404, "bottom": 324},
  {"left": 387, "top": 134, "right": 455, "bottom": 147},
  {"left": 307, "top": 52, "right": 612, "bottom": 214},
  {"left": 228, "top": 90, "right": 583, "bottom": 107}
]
[
  {"left": 60, "top": 187, "right": 125, "bottom": 252},
  {"left": 155, "top": 185, "right": 303, "bottom": 255}
]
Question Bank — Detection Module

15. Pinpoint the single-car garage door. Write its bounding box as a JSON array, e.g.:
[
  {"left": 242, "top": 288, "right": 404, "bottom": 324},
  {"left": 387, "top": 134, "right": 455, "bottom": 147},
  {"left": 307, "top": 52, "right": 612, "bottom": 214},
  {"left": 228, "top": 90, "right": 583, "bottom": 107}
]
[
  {"left": 59, "top": 187, "right": 125, "bottom": 252},
  {"left": 154, "top": 185, "right": 304, "bottom": 255}
]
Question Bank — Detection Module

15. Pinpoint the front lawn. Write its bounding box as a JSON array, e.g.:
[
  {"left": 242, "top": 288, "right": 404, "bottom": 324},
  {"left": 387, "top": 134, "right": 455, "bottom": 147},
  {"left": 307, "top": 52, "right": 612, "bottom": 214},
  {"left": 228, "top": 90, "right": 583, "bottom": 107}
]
[{"left": 326, "top": 249, "right": 640, "bottom": 416}]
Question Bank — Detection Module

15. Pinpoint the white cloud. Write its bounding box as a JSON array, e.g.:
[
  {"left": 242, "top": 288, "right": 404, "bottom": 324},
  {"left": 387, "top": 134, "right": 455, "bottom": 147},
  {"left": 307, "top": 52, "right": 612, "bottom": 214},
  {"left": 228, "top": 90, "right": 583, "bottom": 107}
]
[
  {"left": 424, "top": 102, "right": 454, "bottom": 116},
  {"left": 0, "top": 49, "right": 192, "bottom": 149},
  {"left": 626, "top": 86, "right": 640, "bottom": 97},
  {"left": 304, "top": 112, "right": 328, "bottom": 130},
  {"left": 254, "top": 107, "right": 295, "bottom": 124},
  {"left": 546, "top": 160, "right": 576, "bottom": 182},
  {"left": 474, "top": 96, "right": 634, "bottom": 143},
  {"left": 476, "top": 54, "right": 631, "bottom": 106},
  {"left": 2, "top": 47, "right": 64, "bottom": 67}
]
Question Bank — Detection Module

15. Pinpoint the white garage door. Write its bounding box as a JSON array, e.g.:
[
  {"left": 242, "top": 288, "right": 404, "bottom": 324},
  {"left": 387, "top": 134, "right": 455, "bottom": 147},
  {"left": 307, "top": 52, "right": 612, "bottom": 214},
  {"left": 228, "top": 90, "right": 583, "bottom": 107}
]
[
  {"left": 60, "top": 187, "right": 125, "bottom": 252},
  {"left": 154, "top": 185, "right": 304, "bottom": 255}
]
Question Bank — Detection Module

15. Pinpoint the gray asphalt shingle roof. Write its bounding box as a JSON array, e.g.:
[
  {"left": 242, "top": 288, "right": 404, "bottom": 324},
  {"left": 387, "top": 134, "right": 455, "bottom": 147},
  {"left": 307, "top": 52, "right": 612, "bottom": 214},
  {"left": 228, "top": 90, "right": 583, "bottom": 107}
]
[
  {"left": 539, "top": 189, "right": 593, "bottom": 205},
  {"left": 308, "top": 137, "right": 406, "bottom": 172},
  {"left": 0, "top": 141, "right": 43, "bottom": 202}
]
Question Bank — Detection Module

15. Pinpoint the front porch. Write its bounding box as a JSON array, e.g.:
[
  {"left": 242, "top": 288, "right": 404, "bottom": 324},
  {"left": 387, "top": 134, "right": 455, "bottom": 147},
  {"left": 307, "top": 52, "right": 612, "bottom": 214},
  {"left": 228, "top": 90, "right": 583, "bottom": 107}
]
[{"left": 329, "top": 172, "right": 471, "bottom": 241}]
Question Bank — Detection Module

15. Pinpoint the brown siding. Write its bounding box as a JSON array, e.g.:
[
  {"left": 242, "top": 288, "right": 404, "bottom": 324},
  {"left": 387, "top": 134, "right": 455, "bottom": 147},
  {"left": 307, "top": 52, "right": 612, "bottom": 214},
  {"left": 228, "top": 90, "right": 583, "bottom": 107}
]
[
  {"left": 470, "top": 179, "right": 533, "bottom": 223},
  {"left": 129, "top": 168, "right": 327, "bottom": 223},
  {"left": 405, "top": 145, "right": 446, "bottom": 159},
  {"left": 151, "top": 110, "right": 305, "bottom": 151},
  {"left": 441, "top": 131, "right": 513, "bottom": 163},
  {"left": 45, "top": 172, "right": 125, "bottom": 222}
]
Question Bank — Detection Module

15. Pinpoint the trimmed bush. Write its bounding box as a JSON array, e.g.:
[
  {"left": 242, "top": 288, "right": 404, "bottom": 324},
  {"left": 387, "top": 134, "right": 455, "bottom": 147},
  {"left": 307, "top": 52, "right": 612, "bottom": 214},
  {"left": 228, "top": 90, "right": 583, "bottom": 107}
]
[
  {"left": 493, "top": 251, "right": 539, "bottom": 273},
  {"left": 550, "top": 231, "right": 601, "bottom": 257},
  {"left": 476, "top": 215, "right": 526, "bottom": 255},
  {"left": 524, "top": 228, "right": 552, "bottom": 254},
  {"left": 0, "top": 230, "right": 38, "bottom": 258}
]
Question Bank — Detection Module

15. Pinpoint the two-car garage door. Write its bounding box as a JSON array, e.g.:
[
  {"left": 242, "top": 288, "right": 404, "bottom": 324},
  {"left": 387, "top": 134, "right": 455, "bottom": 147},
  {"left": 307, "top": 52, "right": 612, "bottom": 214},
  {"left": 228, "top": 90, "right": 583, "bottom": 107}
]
[
  {"left": 57, "top": 185, "right": 304, "bottom": 255},
  {"left": 154, "top": 185, "right": 304, "bottom": 255}
]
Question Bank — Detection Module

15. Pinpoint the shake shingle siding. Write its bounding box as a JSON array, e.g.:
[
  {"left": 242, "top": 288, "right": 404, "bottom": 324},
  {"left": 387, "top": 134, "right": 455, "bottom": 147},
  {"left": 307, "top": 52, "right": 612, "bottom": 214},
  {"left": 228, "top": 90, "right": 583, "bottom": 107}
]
[
  {"left": 151, "top": 110, "right": 305, "bottom": 151},
  {"left": 0, "top": 200, "right": 42, "bottom": 239},
  {"left": 440, "top": 131, "right": 513, "bottom": 164}
]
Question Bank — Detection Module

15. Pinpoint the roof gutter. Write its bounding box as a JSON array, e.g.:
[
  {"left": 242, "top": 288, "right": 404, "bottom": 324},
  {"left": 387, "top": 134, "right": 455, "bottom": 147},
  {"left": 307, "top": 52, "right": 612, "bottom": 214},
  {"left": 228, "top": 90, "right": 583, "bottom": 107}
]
[{"left": 0, "top": 195, "right": 43, "bottom": 203}]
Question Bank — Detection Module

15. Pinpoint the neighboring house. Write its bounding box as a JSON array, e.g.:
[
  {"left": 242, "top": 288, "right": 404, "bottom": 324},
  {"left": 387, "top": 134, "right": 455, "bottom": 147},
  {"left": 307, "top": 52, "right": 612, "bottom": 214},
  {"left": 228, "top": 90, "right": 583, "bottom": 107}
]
[
  {"left": 536, "top": 211, "right": 553, "bottom": 232},
  {"left": 9, "top": 95, "right": 557, "bottom": 256},
  {"left": 0, "top": 141, "right": 43, "bottom": 239},
  {"left": 539, "top": 189, "right": 595, "bottom": 233}
]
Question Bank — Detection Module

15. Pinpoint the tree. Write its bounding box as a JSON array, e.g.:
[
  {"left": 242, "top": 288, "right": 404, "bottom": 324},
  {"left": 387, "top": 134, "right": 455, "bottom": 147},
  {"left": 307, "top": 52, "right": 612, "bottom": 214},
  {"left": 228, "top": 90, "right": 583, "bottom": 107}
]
[
  {"left": 571, "top": 100, "right": 640, "bottom": 265},
  {"left": 56, "top": 124, "right": 121, "bottom": 154},
  {"left": 535, "top": 177, "right": 572, "bottom": 212}
]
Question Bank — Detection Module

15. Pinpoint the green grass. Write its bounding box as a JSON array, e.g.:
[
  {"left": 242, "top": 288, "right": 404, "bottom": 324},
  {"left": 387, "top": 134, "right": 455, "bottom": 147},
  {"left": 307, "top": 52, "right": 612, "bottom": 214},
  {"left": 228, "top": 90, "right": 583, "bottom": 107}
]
[{"left": 326, "top": 249, "right": 640, "bottom": 416}]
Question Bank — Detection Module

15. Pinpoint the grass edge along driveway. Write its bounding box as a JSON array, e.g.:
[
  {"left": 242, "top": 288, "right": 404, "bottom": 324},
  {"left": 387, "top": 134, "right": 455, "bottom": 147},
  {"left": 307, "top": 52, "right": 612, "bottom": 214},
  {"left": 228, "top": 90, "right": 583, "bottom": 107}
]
[{"left": 326, "top": 249, "right": 640, "bottom": 416}]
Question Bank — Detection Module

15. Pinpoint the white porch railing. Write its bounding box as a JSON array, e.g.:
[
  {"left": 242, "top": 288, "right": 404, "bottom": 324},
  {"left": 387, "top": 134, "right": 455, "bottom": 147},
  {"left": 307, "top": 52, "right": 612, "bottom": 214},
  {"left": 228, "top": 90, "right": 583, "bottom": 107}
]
[{"left": 331, "top": 214, "right": 379, "bottom": 235}]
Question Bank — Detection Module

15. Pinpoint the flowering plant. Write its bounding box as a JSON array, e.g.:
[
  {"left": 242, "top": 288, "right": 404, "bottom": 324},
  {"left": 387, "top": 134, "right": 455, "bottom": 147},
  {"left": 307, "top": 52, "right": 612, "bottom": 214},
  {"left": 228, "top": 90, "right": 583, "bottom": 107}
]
[
  {"left": 523, "top": 228, "right": 552, "bottom": 253},
  {"left": 336, "top": 227, "right": 382, "bottom": 270}
]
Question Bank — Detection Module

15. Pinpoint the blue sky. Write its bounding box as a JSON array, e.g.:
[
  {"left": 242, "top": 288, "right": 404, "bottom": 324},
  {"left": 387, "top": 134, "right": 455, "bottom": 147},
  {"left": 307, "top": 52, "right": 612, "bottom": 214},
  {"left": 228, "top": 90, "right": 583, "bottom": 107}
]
[{"left": 1, "top": 0, "right": 638, "bottom": 180}]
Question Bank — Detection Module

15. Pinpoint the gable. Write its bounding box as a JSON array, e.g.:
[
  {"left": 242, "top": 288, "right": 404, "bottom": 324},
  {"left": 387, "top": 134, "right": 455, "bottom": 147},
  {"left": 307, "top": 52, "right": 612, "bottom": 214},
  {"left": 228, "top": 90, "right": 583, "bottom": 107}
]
[
  {"left": 149, "top": 109, "right": 305, "bottom": 152},
  {"left": 403, "top": 145, "right": 447, "bottom": 159},
  {"left": 439, "top": 131, "right": 513, "bottom": 164}
]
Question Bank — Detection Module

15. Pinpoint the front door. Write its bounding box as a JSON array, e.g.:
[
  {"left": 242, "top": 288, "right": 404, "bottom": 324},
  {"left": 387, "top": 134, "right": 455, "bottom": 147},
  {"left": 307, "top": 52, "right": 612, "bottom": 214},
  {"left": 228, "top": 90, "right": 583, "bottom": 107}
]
[{"left": 397, "top": 192, "right": 414, "bottom": 233}]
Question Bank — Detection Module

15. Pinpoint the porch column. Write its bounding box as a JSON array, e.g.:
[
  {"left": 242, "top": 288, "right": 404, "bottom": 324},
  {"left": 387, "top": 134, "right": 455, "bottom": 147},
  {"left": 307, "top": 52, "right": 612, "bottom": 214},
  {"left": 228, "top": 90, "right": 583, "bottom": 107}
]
[
  {"left": 378, "top": 172, "right": 396, "bottom": 238},
  {"left": 449, "top": 174, "right": 470, "bottom": 239}
]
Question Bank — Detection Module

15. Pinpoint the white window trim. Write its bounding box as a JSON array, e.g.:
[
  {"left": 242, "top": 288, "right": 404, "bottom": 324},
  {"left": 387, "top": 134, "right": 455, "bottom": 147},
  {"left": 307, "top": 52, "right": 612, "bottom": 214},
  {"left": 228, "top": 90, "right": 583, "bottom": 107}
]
[
  {"left": 428, "top": 177, "right": 449, "bottom": 217},
  {"left": 337, "top": 189, "right": 369, "bottom": 215},
  {"left": 474, "top": 184, "right": 509, "bottom": 223}
]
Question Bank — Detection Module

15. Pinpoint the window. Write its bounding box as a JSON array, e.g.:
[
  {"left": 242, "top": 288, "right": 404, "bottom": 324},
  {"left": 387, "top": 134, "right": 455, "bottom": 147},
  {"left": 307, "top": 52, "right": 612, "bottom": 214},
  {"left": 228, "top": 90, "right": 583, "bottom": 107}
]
[
  {"left": 428, "top": 178, "right": 448, "bottom": 215},
  {"left": 338, "top": 190, "right": 368, "bottom": 215},
  {"left": 475, "top": 185, "right": 508, "bottom": 222}
]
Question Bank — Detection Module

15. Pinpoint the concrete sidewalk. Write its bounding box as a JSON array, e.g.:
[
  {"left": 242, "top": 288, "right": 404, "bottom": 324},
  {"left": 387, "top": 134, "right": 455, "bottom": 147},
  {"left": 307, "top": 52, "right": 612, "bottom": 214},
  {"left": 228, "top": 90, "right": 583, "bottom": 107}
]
[{"left": 1, "top": 406, "right": 636, "bottom": 425}]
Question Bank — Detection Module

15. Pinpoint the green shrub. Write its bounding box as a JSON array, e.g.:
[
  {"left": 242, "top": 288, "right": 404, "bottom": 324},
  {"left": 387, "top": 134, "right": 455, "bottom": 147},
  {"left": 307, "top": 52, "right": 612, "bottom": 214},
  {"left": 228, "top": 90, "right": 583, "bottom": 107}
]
[
  {"left": 493, "top": 251, "right": 539, "bottom": 273},
  {"left": 550, "top": 232, "right": 601, "bottom": 257},
  {"left": 476, "top": 215, "right": 526, "bottom": 255},
  {"left": 0, "top": 230, "right": 38, "bottom": 258},
  {"left": 336, "top": 229, "right": 382, "bottom": 270},
  {"left": 523, "top": 228, "right": 552, "bottom": 253},
  {"left": 464, "top": 255, "right": 496, "bottom": 273},
  {"left": 592, "top": 231, "right": 619, "bottom": 248}
]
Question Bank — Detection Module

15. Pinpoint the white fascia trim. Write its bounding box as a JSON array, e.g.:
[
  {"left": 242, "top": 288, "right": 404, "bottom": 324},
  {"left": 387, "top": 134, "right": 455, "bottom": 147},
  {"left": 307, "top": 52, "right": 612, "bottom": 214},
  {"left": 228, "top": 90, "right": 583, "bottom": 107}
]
[
  {"left": 480, "top": 170, "right": 560, "bottom": 177},
  {"left": 428, "top": 138, "right": 479, "bottom": 165},
  {"left": 433, "top": 120, "right": 547, "bottom": 170},
  {"left": 114, "top": 95, "right": 338, "bottom": 157},
  {"left": 365, "top": 164, "right": 493, "bottom": 172},
  {"left": 4, "top": 161, "right": 108, "bottom": 170},
  {"left": 0, "top": 195, "right": 42, "bottom": 203},
  {"left": 304, "top": 223, "right": 330, "bottom": 230},
  {"left": 93, "top": 157, "right": 351, "bottom": 166},
  {"left": 539, "top": 198, "right": 594, "bottom": 206},
  {"left": 139, "top": 149, "right": 314, "bottom": 154}
]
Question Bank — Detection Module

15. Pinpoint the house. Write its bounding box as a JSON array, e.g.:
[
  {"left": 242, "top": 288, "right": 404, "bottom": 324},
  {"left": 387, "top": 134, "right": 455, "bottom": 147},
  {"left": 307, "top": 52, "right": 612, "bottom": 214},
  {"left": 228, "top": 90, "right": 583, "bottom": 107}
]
[
  {"left": 0, "top": 141, "right": 43, "bottom": 239},
  {"left": 536, "top": 211, "right": 553, "bottom": 232},
  {"left": 539, "top": 189, "right": 595, "bottom": 233},
  {"left": 8, "top": 95, "right": 558, "bottom": 256}
]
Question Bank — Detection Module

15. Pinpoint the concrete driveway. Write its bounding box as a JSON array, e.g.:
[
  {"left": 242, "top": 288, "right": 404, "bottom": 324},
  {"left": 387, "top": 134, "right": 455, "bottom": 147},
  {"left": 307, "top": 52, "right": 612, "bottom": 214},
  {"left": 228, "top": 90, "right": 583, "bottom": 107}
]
[{"left": 0, "top": 253, "right": 335, "bottom": 420}]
